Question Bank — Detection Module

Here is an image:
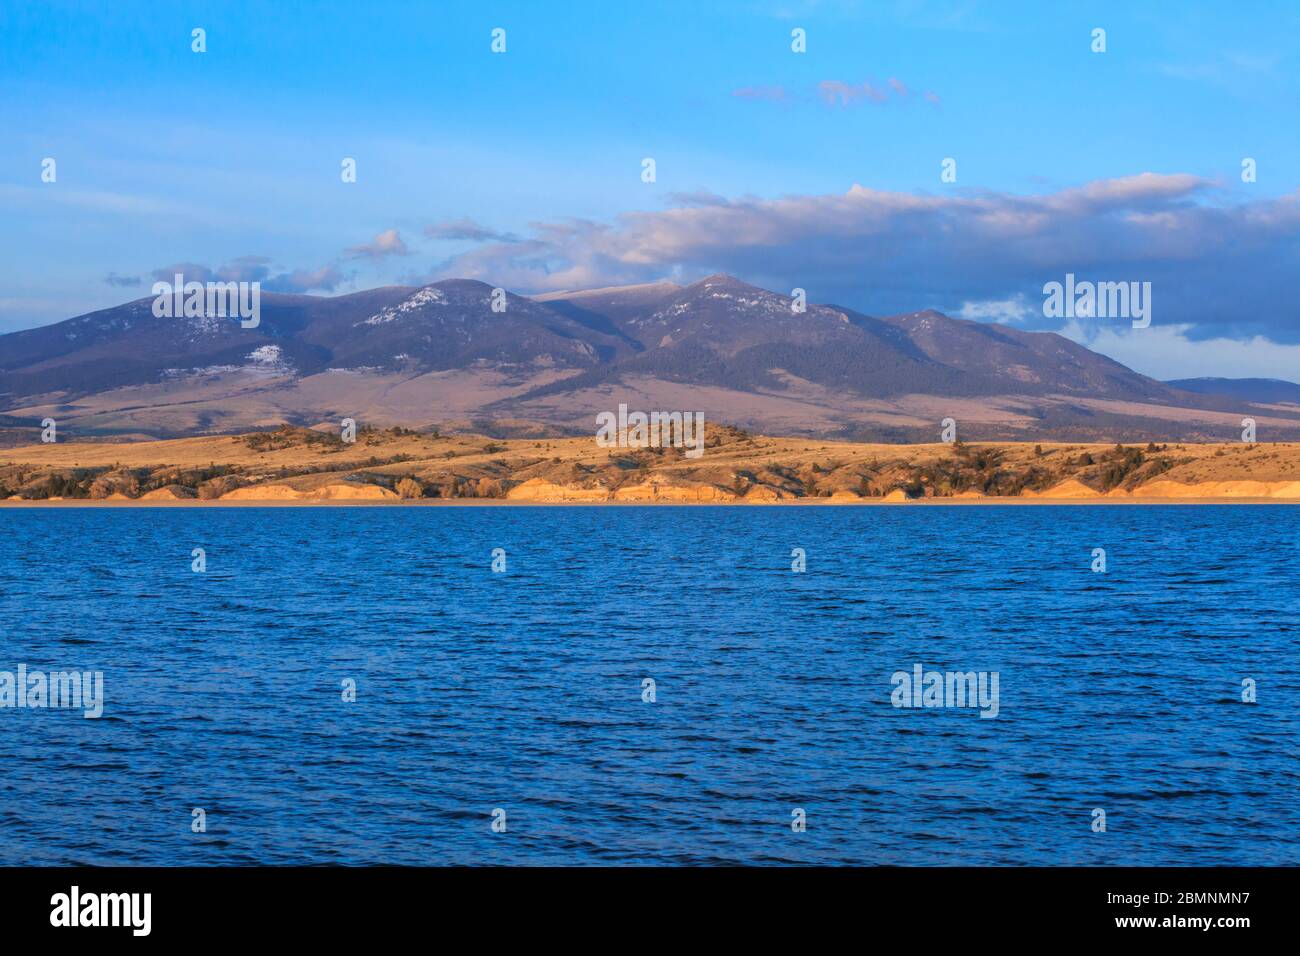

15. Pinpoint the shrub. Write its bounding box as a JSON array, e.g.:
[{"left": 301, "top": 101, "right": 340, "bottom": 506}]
[
  {"left": 89, "top": 477, "right": 116, "bottom": 499},
  {"left": 198, "top": 475, "right": 241, "bottom": 500},
  {"left": 396, "top": 477, "right": 425, "bottom": 499}
]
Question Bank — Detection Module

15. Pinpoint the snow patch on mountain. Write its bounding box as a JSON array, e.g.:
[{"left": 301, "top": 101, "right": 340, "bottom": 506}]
[
  {"left": 360, "top": 286, "right": 447, "bottom": 325},
  {"left": 247, "top": 344, "right": 285, "bottom": 366}
]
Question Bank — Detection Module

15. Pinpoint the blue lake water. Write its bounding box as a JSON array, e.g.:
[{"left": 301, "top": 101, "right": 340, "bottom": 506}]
[{"left": 0, "top": 505, "right": 1296, "bottom": 865}]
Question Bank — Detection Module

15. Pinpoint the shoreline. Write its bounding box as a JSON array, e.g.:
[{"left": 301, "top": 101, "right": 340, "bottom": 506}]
[{"left": 2, "top": 496, "right": 1296, "bottom": 507}]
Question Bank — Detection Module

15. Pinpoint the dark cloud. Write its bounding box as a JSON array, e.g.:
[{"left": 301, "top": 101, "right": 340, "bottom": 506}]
[
  {"left": 151, "top": 262, "right": 216, "bottom": 284},
  {"left": 431, "top": 173, "right": 1300, "bottom": 345},
  {"left": 261, "top": 266, "right": 345, "bottom": 293},
  {"left": 103, "top": 272, "right": 141, "bottom": 287},
  {"left": 424, "top": 218, "right": 519, "bottom": 243},
  {"left": 150, "top": 256, "right": 272, "bottom": 285},
  {"left": 150, "top": 257, "right": 343, "bottom": 293}
]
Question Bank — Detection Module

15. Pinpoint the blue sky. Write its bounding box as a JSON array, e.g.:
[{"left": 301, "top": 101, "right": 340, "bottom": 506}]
[{"left": 2, "top": 0, "right": 1298, "bottom": 378}]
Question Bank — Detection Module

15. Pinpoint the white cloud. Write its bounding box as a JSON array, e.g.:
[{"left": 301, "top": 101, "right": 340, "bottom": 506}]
[
  {"left": 1062, "top": 321, "right": 1300, "bottom": 381},
  {"left": 956, "top": 294, "right": 1036, "bottom": 324},
  {"left": 345, "top": 229, "right": 409, "bottom": 260}
]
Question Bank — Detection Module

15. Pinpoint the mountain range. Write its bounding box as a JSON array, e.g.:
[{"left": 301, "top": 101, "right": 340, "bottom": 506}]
[
  {"left": 1166, "top": 377, "right": 1300, "bottom": 406},
  {"left": 2, "top": 274, "right": 1298, "bottom": 444}
]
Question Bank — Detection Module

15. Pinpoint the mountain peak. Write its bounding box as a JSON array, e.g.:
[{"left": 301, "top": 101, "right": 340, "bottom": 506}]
[
  {"left": 893, "top": 308, "right": 952, "bottom": 322},
  {"left": 687, "top": 273, "right": 760, "bottom": 293}
]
